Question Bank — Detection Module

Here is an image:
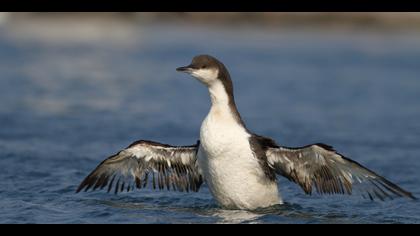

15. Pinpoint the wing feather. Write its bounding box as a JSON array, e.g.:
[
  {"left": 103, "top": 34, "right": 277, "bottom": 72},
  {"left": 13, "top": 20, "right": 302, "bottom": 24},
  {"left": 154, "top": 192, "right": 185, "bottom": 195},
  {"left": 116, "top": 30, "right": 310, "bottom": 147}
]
[
  {"left": 76, "top": 140, "right": 203, "bottom": 194},
  {"left": 266, "top": 143, "right": 415, "bottom": 200}
]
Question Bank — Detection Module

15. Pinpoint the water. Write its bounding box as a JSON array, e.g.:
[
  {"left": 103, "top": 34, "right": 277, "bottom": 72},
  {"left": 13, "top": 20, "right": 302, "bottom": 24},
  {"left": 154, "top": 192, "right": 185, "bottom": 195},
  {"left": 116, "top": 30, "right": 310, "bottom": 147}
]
[{"left": 0, "top": 18, "right": 420, "bottom": 223}]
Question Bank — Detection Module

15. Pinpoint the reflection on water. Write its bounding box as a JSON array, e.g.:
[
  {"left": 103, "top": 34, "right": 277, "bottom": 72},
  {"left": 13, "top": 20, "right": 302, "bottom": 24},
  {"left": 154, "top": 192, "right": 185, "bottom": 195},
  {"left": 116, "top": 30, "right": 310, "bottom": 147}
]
[
  {"left": 91, "top": 197, "right": 311, "bottom": 224},
  {"left": 0, "top": 14, "right": 420, "bottom": 223},
  {"left": 211, "top": 203, "right": 315, "bottom": 224},
  {"left": 211, "top": 210, "right": 262, "bottom": 224}
]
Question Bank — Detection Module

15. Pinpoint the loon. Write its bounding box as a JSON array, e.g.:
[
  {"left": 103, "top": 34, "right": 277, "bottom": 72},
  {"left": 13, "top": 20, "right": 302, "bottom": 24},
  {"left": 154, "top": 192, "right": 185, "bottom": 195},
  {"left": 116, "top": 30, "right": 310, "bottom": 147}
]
[{"left": 77, "top": 54, "right": 415, "bottom": 210}]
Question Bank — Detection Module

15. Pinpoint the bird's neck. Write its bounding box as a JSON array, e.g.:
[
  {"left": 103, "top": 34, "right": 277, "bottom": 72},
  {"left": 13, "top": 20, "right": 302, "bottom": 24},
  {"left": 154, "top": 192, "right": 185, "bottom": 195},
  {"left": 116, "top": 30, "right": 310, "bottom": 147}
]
[
  {"left": 208, "top": 81, "right": 245, "bottom": 127},
  {"left": 209, "top": 81, "right": 230, "bottom": 106}
]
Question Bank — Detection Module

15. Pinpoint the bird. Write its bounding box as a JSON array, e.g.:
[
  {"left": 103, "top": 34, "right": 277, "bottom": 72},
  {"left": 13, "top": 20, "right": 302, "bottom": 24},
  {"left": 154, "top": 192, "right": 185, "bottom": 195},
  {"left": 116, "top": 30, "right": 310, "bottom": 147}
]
[{"left": 76, "top": 54, "right": 415, "bottom": 210}]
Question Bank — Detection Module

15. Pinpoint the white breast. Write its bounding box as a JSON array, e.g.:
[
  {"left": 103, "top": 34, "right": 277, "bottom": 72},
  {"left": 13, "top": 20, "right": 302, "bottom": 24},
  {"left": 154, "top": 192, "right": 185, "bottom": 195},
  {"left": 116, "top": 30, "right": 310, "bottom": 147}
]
[{"left": 197, "top": 103, "right": 281, "bottom": 210}]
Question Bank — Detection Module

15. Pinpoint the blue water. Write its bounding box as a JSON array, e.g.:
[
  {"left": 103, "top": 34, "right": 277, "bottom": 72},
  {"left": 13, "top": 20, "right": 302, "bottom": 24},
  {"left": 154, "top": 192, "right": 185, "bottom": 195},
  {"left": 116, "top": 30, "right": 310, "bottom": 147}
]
[{"left": 0, "top": 19, "right": 420, "bottom": 223}]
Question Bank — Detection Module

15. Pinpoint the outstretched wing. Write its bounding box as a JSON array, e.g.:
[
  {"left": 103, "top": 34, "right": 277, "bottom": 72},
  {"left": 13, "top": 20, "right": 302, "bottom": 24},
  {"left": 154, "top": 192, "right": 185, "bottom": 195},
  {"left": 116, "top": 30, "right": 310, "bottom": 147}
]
[
  {"left": 266, "top": 143, "right": 415, "bottom": 201},
  {"left": 76, "top": 140, "right": 203, "bottom": 194}
]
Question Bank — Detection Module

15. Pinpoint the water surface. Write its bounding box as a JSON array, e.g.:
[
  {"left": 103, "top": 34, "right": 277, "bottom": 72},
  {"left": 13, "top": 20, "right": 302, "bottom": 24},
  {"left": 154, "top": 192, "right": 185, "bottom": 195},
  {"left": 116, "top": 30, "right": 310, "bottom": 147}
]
[{"left": 0, "top": 19, "right": 419, "bottom": 223}]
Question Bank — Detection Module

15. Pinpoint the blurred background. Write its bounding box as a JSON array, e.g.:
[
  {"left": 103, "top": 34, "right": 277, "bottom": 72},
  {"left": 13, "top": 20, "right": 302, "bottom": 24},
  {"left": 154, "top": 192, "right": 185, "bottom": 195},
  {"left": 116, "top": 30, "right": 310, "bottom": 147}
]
[{"left": 0, "top": 12, "right": 419, "bottom": 223}]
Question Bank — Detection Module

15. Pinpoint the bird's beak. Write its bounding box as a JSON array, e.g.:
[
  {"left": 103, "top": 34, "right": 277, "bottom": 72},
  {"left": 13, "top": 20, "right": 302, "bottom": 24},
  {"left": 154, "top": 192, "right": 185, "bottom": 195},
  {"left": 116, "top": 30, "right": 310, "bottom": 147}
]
[{"left": 176, "top": 65, "right": 193, "bottom": 73}]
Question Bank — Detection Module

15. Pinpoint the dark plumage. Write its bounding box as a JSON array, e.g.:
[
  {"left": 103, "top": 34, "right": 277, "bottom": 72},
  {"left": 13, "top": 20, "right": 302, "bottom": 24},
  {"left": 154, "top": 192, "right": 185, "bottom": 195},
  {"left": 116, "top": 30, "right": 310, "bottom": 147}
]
[
  {"left": 266, "top": 143, "right": 416, "bottom": 200},
  {"left": 76, "top": 140, "right": 203, "bottom": 194}
]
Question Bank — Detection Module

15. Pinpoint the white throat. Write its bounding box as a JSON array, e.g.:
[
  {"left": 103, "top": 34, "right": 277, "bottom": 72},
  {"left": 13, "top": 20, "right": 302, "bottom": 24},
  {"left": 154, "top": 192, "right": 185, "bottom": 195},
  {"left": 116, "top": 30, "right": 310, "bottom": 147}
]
[
  {"left": 209, "top": 81, "right": 230, "bottom": 106},
  {"left": 192, "top": 68, "right": 244, "bottom": 126},
  {"left": 206, "top": 80, "right": 244, "bottom": 128},
  {"left": 191, "top": 68, "right": 219, "bottom": 86}
]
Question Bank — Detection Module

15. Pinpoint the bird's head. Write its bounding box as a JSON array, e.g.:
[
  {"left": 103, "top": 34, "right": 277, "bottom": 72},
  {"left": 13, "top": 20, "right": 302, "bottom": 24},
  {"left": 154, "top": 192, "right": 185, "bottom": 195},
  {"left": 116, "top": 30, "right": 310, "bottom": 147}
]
[{"left": 176, "top": 54, "right": 231, "bottom": 87}]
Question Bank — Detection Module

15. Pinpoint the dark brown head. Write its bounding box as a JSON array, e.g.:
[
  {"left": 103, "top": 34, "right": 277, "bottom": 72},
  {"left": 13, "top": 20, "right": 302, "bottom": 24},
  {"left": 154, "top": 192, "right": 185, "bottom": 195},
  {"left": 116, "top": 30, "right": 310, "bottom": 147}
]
[{"left": 176, "top": 55, "right": 232, "bottom": 89}]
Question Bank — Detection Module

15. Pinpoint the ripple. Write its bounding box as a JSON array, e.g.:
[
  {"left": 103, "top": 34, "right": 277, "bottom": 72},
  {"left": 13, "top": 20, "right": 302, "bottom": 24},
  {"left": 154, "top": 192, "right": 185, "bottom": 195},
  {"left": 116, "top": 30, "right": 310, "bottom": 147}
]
[{"left": 1, "top": 17, "right": 420, "bottom": 223}]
